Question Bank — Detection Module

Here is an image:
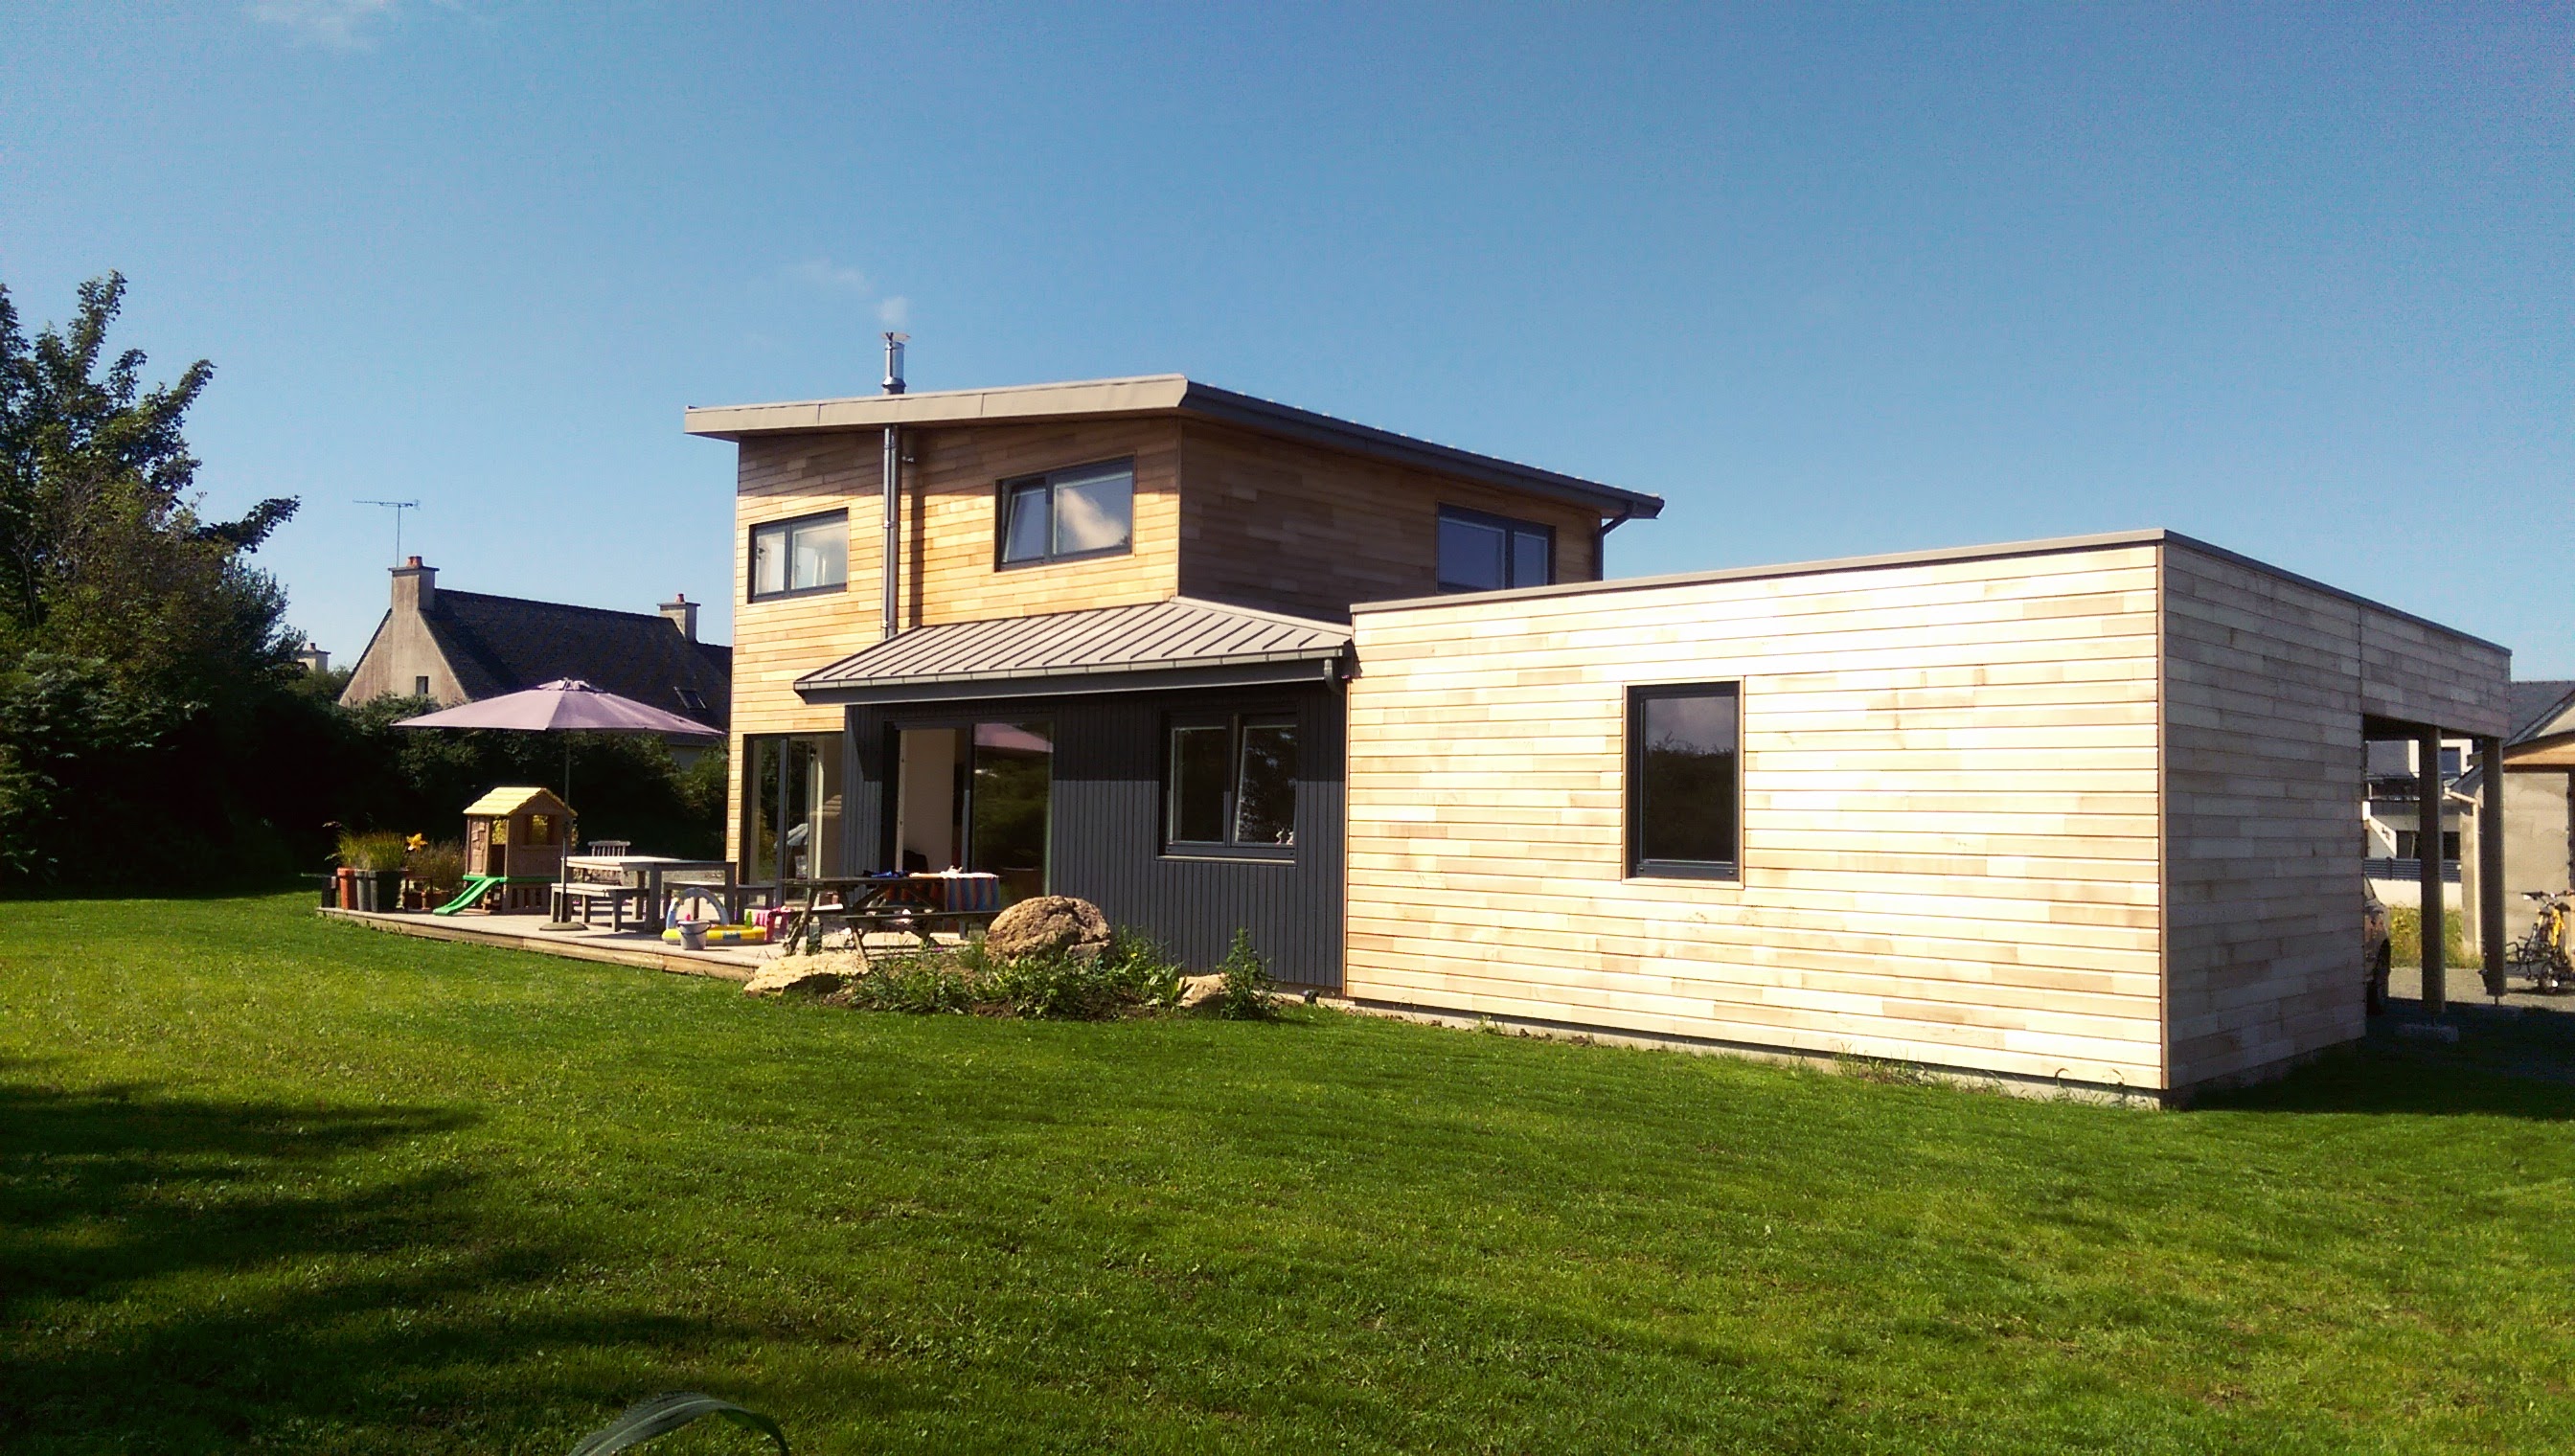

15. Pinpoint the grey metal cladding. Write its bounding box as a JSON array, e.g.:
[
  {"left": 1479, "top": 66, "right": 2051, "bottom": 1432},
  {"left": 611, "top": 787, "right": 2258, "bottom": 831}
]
[{"left": 794, "top": 597, "right": 1354, "bottom": 700}]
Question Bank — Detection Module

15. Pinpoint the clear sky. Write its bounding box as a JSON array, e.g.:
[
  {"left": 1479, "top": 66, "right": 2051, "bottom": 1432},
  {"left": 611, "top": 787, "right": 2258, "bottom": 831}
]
[{"left": 5, "top": 3, "right": 2568, "bottom": 673}]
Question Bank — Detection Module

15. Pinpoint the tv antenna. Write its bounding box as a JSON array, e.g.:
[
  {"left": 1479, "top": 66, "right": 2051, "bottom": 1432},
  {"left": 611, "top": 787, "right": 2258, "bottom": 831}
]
[{"left": 355, "top": 499, "right": 421, "bottom": 563}]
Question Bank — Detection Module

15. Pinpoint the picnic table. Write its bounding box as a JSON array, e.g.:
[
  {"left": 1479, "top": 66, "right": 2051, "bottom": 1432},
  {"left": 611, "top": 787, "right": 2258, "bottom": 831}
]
[
  {"left": 558, "top": 854, "right": 745, "bottom": 930},
  {"left": 775, "top": 872, "right": 1004, "bottom": 954}
]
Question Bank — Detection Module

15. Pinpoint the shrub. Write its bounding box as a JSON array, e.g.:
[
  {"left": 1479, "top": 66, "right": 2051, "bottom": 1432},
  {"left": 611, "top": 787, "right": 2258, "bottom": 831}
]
[
  {"left": 334, "top": 829, "right": 409, "bottom": 873},
  {"left": 2387, "top": 905, "right": 2468, "bottom": 967},
  {"left": 405, "top": 839, "right": 465, "bottom": 901},
  {"left": 1099, "top": 926, "right": 1187, "bottom": 1010},
  {"left": 1210, "top": 928, "right": 1275, "bottom": 1020},
  {"left": 829, "top": 926, "right": 1191, "bottom": 1021}
]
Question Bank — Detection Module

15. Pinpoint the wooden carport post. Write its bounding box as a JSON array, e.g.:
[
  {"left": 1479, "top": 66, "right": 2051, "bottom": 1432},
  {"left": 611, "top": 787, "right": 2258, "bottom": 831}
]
[
  {"left": 2418, "top": 725, "right": 2447, "bottom": 1018},
  {"left": 2480, "top": 735, "right": 2507, "bottom": 996}
]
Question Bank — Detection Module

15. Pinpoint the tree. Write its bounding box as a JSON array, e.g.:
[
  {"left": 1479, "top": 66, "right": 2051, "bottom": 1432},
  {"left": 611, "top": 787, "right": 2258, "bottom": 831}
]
[{"left": 0, "top": 273, "right": 305, "bottom": 885}]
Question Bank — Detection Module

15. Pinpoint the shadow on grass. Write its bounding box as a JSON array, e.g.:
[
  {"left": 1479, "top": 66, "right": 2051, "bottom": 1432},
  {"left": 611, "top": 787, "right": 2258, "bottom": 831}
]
[
  {"left": 0, "top": 1066, "right": 749, "bottom": 1452},
  {"left": 2196, "top": 1003, "right": 2575, "bottom": 1120}
]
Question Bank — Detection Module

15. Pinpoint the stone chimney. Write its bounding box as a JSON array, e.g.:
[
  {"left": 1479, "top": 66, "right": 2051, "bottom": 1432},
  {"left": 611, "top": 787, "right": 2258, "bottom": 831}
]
[
  {"left": 392, "top": 556, "right": 436, "bottom": 615},
  {"left": 660, "top": 592, "right": 697, "bottom": 641},
  {"left": 295, "top": 645, "right": 330, "bottom": 674}
]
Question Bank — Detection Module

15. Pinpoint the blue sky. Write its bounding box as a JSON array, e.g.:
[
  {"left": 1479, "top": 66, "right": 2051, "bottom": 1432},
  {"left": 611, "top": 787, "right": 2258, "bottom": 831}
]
[{"left": 4, "top": 3, "right": 2568, "bottom": 673}]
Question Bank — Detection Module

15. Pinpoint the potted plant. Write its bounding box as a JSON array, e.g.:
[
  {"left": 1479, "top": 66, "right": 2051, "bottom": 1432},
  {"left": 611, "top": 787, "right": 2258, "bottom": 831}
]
[{"left": 336, "top": 830, "right": 411, "bottom": 912}]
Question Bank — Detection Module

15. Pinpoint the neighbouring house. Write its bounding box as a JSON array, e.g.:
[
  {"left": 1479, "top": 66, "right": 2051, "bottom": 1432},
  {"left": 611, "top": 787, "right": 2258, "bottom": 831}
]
[
  {"left": 2495, "top": 680, "right": 2575, "bottom": 939},
  {"left": 687, "top": 364, "right": 2509, "bottom": 1101},
  {"left": 337, "top": 557, "right": 732, "bottom": 731},
  {"left": 2360, "top": 736, "right": 2471, "bottom": 914}
]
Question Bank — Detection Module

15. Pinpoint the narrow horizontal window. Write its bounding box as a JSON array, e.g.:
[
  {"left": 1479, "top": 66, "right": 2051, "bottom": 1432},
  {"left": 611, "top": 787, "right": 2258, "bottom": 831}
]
[
  {"left": 998, "top": 460, "right": 1134, "bottom": 566},
  {"left": 749, "top": 511, "right": 849, "bottom": 600},
  {"left": 1629, "top": 683, "right": 1740, "bottom": 878},
  {"left": 1438, "top": 505, "right": 1554, "bottom": 592}
]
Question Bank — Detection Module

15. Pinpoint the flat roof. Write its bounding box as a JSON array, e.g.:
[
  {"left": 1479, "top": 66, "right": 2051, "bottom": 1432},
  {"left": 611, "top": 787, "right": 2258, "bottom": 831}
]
[
  {"left": 684, "top": 375, "right": 1664, "bottom": 519},
  {"left": 1351, "top": 527, "right": 2509, "bottom": 655}
]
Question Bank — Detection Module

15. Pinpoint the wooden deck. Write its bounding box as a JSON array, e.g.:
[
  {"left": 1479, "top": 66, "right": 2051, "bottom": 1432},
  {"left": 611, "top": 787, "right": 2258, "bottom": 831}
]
[{"left": 316, "top": 907, "right": 764, "bottom": 982}]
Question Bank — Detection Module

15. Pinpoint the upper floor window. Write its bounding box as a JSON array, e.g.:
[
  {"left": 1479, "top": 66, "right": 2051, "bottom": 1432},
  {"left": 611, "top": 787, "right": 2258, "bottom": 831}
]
[
  {"left": 1437, "top": 506, "right": 1554, "bottom": 592},
  {"left": 749, "top": 511, "right": 849, "bottom": 600},
  {"left": 1628, "top": 683, "right": 1741, "bottom": 879},
  {"left": 999, "top": 460, "right": 1133, "bottom": 567}
]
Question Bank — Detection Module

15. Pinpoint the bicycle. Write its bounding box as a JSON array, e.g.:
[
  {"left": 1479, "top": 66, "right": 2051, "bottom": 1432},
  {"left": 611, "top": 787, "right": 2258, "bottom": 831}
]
[{"left": 2507, "top": 890, "right": 2574, "bottom": 994}]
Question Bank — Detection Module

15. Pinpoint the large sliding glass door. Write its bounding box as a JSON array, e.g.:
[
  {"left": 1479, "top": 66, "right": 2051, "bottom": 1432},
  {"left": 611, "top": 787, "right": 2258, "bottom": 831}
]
[
  {"left": 893, "top": 720, "right": 1051, "bottom": 903},
  {"left": 744, "top": 734, "right": 844, "bottom": 887}
]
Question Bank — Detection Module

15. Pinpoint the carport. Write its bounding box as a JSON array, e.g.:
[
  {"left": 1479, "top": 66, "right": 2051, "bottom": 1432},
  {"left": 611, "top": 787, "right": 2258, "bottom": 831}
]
[{"left": 2362, "top": 714, "right": 2510, "bottom": 1017}]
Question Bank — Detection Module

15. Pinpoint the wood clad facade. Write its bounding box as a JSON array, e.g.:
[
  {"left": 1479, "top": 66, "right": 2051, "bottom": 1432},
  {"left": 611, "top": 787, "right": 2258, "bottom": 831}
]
[
  {"left": 1175, "top": 421, "right": 1603, "bottom": 620},
  {"left": 726, "top": 421, "right": 1187, "bottom": 861},
  {"left": 1345, "top": 543, "right": 2171, "bottom": 1090},
  {"left": 1344, "top": 535, "right": 2508, "bottom": 1097},
  {"left": 718, "top": 401, "right": 1624, "bottom": 904},
  {"left": 2159, "top": 542, "right": 2508, "bottom": 1088}
]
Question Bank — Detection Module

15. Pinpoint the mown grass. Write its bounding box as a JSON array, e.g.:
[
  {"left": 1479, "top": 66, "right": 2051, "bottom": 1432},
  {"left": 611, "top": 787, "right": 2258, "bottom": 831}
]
[{"left": 3, "top": 893, "right": 2572, "bottom": 1454}]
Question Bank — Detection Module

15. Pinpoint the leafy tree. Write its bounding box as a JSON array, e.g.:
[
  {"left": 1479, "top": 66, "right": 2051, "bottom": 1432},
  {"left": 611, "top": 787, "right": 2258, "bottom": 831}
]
[{"left": 0, "top": 273, "right": 305, "bottom": 885}]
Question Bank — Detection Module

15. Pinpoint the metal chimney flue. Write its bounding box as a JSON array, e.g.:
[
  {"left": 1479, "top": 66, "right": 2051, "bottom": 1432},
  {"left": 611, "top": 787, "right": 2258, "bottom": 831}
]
[{"left": 881, "top": 331, "right": 908, "bottom": 396}]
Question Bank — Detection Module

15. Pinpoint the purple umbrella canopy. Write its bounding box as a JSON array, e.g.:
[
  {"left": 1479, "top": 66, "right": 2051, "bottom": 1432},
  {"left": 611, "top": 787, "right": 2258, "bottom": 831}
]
[{"left": 393, "top": 679, "right": 719, "bottom": 739}]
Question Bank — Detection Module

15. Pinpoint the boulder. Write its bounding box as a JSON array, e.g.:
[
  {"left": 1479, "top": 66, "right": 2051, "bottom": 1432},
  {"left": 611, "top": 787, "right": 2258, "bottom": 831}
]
[
  {"left": 984, "top": 895, "right": 1112, "bottom": 961},
  {"left": 741, "top": 953, "right": 860, "bottom": 997},
  {"left": 1176, "top": 972, "right": 1227, "bottom": 1010}
]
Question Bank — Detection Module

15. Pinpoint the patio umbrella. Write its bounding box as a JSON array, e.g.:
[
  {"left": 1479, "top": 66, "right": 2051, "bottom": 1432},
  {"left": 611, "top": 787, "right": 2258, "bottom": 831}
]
[
  {"left": 393, "top": 677, "right": 720, "bottom": 799},
  {"left": 395, "top": 679, "right": 721, "bottom": 927}
]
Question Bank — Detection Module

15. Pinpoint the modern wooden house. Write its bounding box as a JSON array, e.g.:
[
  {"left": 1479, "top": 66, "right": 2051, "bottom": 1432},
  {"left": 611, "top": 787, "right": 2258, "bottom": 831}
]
[
  {"left": 685, "top": 369, "right": 1659, "bottom": 976},
  {"left": 691, "top": 360, "right": 2511, "bottom": 1101}
]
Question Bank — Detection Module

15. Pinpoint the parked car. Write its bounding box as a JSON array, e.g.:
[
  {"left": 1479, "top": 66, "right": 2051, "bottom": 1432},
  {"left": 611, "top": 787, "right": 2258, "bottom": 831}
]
[{"left": 2363, "top": 881, "right": 2392, "bottom": 1014}]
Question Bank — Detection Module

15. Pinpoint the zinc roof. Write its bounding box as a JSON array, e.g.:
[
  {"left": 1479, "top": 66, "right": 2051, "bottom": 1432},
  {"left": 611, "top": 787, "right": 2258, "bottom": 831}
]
[{"left": 793, "top": 597, "right": 1353, "bottom": 701}]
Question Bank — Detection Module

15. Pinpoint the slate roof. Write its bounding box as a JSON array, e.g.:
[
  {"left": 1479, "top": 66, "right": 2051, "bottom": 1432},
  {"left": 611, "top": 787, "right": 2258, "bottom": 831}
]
[
  {"left": 2511, "top": 679, "right": 2575, "bottom": 745},
  {"left": 794, "top": 597, "right": 1351, "bottom": 703},
  {"left": 419, "top": 590, "right": 732, "bottom": 728}
]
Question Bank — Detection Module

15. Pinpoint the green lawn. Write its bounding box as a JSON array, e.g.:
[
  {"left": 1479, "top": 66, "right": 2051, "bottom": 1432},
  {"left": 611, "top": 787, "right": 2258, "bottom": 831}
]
[{"left": 4, "top": 896, "right": 2572, "bottom": 1454}]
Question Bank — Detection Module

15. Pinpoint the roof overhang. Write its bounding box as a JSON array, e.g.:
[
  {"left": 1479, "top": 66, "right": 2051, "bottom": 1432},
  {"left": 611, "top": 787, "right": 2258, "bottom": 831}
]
[
  {"left": 791, "top": 596, "right": 1355, "bottom": 708},
  {"left": 684, "top": 375, "right": 1662, "bottom": 519}
]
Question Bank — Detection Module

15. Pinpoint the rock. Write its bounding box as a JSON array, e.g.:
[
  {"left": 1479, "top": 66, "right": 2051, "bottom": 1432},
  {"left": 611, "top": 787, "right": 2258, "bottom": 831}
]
[
  {"left": 741, "top": 954, "right": 860, "bottom": 997},
  {"left": 983, "top": 895, "right": 1112, "bottom": 960},
  {"left": 1176, "top": 973, "right": 1227, "bottom": 1010}
]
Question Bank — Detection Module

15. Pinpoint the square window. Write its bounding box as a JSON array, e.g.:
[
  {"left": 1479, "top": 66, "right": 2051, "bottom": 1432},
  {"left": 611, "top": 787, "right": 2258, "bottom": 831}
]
[
  {"left": 1165, "top": 714, "right": 1298, "bottom": 853},
  {"left": 1629, "top": 684, "right": 1740, "bottom": 878},
  {"left": 997, "top": 460, "right": 1134, "bottom": 567}
]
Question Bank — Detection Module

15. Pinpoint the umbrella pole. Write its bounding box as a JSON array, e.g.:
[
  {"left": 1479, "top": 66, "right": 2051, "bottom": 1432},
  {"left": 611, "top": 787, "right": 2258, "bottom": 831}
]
[{"left": 542, "top": 734, "right": 581, "bottom": 933}]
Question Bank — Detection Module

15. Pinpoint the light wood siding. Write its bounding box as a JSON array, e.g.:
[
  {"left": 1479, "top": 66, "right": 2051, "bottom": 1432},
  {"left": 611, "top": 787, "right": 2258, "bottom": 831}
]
[
  {"left": 905, "top": 419, "right": 1182, "bottom": 626},
  {"left": 2159, "top": 543, "right": 2509, "bottom": 1089},
  {"left": 728, "top": 421, "right": 1184, "bottom": 861},
  {"left": 1345, "top": 544, "right": 2169, "bottom": 1090},
  {"left": 1177, "top": 421, "right": 1604, "bottom": 620}
]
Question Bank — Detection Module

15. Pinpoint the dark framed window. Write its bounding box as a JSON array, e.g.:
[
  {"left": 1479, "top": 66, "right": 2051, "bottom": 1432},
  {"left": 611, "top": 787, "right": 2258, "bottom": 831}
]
[
  {"left": 1165, "top": 712, "right": 1298, "bottom": 854},
  {"left": 749, "top": 511, "right": 850, "bottom": 600},
  {"left": 998, "top": 459, "right": 1134, "bottom": 567},
  {"left": 1628, "top": 683, "right": 1741, "bottom": 879},
  {"left": 674, "top": 687, "right": 709, "bottom": 714},
  {"left": 413, "top": 675, "right": 430, "bottom": 697},
  {"left": 1437, "top": 505, "right": 1555, "bottom": 592}
]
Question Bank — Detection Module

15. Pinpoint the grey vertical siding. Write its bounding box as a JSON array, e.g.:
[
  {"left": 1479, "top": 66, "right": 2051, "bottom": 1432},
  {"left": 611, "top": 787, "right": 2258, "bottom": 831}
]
[{"left": 843, "top": 684, "right": 1345, "bottom": 988}]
